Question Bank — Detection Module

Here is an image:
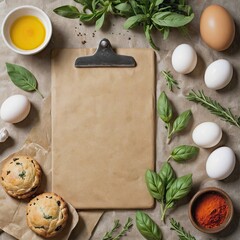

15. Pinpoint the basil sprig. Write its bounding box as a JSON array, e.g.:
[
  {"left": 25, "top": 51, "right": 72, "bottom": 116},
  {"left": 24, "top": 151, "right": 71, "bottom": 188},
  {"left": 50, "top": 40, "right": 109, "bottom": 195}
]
[
  {"left": 53, "top": 0, "right": 194, "bottom": 50},
  {"left": 169, "top": 145, "right": 199, "bottom": 162},
  {"left": 136, "top": 211, "right": 162, "bottom": 240},
  {"left": 145, "top": 162, "right": 192, "bottom": 222},
  {"left": 157, "top": 92, "right": 192, "bottom": 144},
  {"left": 6, "top": 63, "right": 44, "bottom": 98}
]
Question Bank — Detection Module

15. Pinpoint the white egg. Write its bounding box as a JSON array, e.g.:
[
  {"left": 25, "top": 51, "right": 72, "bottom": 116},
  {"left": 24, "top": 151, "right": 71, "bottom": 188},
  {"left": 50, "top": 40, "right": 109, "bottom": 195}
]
[
  {"left": 192, "top": 122, "right": 222, "bottom": 148},
  {"left": 0, "top": 95, "right": 31, "bottom": 123},
  {"left": 204, "top": 59, "right": 233, "bottom": 90},
  {"left": 171, "top": 44, "right": 197, "bottom": 74},
  {"left": 206, "top": 146, "right": 235, "bottom": 180}
]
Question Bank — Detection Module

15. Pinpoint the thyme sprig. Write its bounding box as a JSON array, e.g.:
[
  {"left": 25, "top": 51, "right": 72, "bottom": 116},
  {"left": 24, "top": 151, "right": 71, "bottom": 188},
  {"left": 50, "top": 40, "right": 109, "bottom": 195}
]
[
  {"left": 161, "top": 70, "right": 180, "bottom": 92},
  {"left": 102, "top": 218, "right": 133, "bottom": 240},
  {"left": 170, "top": 218, "right": 196, "bottom": 240},
  {"left": 186, "top": 90, "right": 240, "bottom": 128}
]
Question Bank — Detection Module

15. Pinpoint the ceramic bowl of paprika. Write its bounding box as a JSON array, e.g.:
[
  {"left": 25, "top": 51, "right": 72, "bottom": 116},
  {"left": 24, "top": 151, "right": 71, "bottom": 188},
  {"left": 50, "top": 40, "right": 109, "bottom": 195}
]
[{"left": 188, "top": 187, "right": 233, "bottom": 234}]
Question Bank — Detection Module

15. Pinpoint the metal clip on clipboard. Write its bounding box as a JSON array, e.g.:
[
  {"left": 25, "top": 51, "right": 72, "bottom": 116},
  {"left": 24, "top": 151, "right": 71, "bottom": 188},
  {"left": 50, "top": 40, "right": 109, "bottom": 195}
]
[{"left": 75, "top": 38, "right": 136, "bottom": 68}]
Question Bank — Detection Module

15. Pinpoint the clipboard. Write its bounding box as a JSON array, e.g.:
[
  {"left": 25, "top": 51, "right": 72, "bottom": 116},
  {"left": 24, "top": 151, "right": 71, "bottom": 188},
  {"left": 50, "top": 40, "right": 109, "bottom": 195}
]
[{"left": 51, "top": 39, "right": 155, "bottom": 209}]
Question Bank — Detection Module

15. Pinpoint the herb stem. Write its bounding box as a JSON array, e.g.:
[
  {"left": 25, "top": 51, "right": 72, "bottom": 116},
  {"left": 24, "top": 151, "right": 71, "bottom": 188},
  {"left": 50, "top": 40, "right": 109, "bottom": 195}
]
[
  {"left": 166, "top": 122, "right": 172, "bottom": 144},
  {"left": 35, "top": 88, "right": 44, "bottom": 98},
  {"left": 160, "top": 202, "right": 166, "bottom": 223},
  {"left": 161, "top": 206, "right": 168, "bottom": 223},
  {"left": 166, "top": 156, "right": 172, "bottom": 162}
]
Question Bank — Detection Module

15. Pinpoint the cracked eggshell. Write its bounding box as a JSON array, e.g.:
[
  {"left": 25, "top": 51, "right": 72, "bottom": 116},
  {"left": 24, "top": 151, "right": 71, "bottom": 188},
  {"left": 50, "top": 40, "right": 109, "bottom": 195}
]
[
  {"left": 192, "top": 122, "right": 222, "bottom": 148},
  {"left": 0, "top": 94, "right": 31, "bottom": 123},
  {"left": 206, "top": 146, "right": 235, "bottom": 180},
  {"left": 204, "top": 59, "right": 233, "bottom": 90}
]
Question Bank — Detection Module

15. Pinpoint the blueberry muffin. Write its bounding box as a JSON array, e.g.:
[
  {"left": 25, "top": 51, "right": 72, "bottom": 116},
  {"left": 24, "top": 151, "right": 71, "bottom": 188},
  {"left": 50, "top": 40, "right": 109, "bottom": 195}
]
[
  {"left": 26, "top": 192, "right": 68, "bottom": 238},
  {"left": 1, "top": 155, "right": 42, "bottom": 199}
]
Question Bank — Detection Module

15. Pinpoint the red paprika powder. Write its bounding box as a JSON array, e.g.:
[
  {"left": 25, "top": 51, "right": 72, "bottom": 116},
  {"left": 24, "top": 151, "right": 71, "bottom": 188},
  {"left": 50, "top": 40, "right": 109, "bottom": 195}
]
[{"left": 193, "top": 192, "right": 229, "bottom": 229}]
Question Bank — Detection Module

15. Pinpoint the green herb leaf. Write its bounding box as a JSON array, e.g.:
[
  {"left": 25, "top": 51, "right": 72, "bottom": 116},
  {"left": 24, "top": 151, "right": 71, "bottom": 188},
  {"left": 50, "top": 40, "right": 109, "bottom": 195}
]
[
  {"left": 158, "top": 162, "right": 176, "bottom": 190},
  {"left": 169, "top": 110, "right": 192, "bottom": 137},
  {"left": 6, "top": 63, "right": 44, "bottom": 98},
  {"left": 170, "top": 145, "right": 199, "bottom": 162},
  {"left": 95, "top": 13, "right": 105, "bottom": 30},
  {"left": 152, "top": 12, "right": 194, "bottom": 28},
  {"left": 170, "top": 218, "right": 196, "bottom": 240},
  {"left": 115, "top": 3, "right": 132, "bottom": 14},
  {"left": 157, "top": 91, "right": 173, "bottom": 123},
  {"left": 161, "top": 70, "right": 180, "bottom": 92},
  {"left": 19, "top": 170, "right": 26, "bottom": 179},
  {"left": 53, "top": 5, "right": 80, "bottom": 19},
  {"left": 145, "top": 170, "right": 165, "bottom": 201},
  {"left": 162, "top": 27, "right": 170, "bottom": 40},
  {"left": 186, "top": 90, "right": 240, "bottom": 129},
  {"left": 136, "top": 211, "right": 162, "bottom": 240},
  {"left": 144, "top": 24, "right": 159, "bottom": 50},
  {"left": 43, "top": 214, "right": 53, "bottom": 220},
  {"left": 166, "top": 174, "right": 192, "bottom": 206},
  {"left": 79, "top": 13, "right": 96, "bottom": 22},
  {"left": 123, "top": 14, "right": 146, "bottom": 29}
]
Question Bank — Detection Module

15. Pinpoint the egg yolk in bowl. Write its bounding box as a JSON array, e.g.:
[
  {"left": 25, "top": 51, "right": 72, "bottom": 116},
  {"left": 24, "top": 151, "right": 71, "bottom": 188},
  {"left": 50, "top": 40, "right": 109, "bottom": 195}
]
[{"left": 10, "top": 15, "right": 45, "bottom": 50}]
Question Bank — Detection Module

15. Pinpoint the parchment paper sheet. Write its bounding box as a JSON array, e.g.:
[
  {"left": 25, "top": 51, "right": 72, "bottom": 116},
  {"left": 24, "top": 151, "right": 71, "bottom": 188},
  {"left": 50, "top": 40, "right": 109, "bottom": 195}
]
[{"left": 0, "top": 0, "right": 240, "bottom": 239}]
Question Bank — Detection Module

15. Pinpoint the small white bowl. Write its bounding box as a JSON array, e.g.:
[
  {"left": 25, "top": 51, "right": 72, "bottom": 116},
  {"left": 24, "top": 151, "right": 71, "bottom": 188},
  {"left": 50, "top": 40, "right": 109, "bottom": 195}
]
[{"left": 1, "top": 5, "right": 52, "bottom": 55}]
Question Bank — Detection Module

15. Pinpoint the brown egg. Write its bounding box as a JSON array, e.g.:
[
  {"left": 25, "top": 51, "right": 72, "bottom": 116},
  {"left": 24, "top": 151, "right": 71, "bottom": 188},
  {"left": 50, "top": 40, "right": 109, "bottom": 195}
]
[{"left": 200, "top": 5, "right": 235, "bottom": 51}]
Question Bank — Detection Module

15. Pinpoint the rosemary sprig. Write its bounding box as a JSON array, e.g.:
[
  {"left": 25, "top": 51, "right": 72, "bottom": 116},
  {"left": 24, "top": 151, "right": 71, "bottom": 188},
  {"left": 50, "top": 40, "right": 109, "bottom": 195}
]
[
  {"left": 170, "top": 218, "right": 196, "bottom": 240},
  {"left": 161, "top": 70, "right": 180, "bottom": 92},
  {"left": 102, "top": 218, "right": 133, "bottom": 240},
  {"left": 186, "top": 90, "right": 240, "bottom": 129}
]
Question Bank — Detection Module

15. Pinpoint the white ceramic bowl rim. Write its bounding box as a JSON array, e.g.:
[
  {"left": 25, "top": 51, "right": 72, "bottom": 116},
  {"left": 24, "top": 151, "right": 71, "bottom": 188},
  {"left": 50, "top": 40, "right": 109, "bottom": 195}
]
[{"left": 1, "top": 5, "right": 52, "bottom": 55}]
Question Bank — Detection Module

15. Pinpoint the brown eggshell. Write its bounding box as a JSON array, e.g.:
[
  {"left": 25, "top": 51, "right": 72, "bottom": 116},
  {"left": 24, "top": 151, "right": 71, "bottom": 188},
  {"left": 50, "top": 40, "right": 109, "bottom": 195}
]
[{"left": 200, "top": 5, "right": 235, "bottom": 51}]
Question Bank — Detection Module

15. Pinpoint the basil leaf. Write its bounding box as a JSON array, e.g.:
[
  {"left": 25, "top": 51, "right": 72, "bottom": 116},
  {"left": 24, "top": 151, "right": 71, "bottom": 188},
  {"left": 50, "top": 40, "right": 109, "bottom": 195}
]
[
  {"left": 145, "top": 170, "right": 164, "bottom": 201},
  {"left": 136, "top": 211, "right": 162, "bottom": 240},
  {"left": 6, "top": 63, "right": 43, "bottom": 98},
  {"left": 115, "top": 2, "right": 132, "bottom": 13},
  {"left": 178, "top": 4, "right": 193, "bottom": 15},
  {"left": 158, "top": 162, "right": 176, "bottom": 190},
  {"left": 156, "top": 0, "right": 164, "bottom": 5},
  {"left": 162, "top": 27, "right": 170, "bottom": 40},
  {"left": 157, "top": 91, "right": 173, "bottom": 123},
  {"left": 171, "top": 145, "right": 199, "bottom": 162},
  {"left": 166, "top": 174, "right": 192, "bottom": 205},
  {"left": 129, "top": 0, "right": 142, "bottom": 15},
  {"left": 53, "top": 5, "right": 80, "bottom": 19},
  {"left": 171, "top": 110, "right": 192, "bottom": 134},
  {"left": 152, "top": 12, "right": 194, "bottom": 28},
  {"left": 95, "top": 13, "right": 105, "bottom": 30},
  {"left": 144, "top": 24, "right": 159, "bottom": 50},
  {"left": 123, "top": 14, "right": 146, "bottom": 29},
  {"left": 79, "top": 13, "right": 96, "bottom": 22},
  {"left": 74, "top": 0, "right": 86, "bottom": 4}
]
